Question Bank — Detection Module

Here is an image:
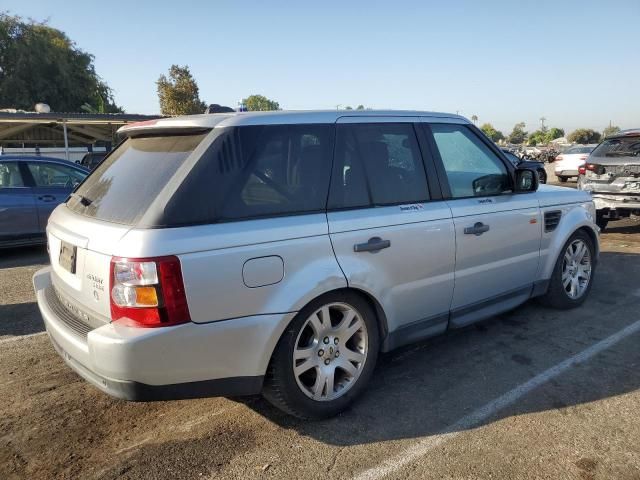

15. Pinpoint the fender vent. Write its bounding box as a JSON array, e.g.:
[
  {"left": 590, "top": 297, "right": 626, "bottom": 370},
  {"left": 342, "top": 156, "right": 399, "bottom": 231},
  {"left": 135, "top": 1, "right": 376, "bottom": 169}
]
[{"left": 544, "top": 210, "right": 562, "bottom": 232}]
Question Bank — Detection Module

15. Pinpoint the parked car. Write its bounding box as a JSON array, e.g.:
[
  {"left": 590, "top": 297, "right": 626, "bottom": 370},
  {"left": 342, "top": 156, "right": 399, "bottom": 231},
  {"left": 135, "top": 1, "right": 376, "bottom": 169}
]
[
  {"left": 78, "top": 152, "right": 107, "bottom": 170},
  {"left": 501, "top": 148, "right": 547, "bottom": 183},
  {"left": 577, "top": 129, "right": 640, "bottom": 230},
  {"left": 33, "top": 111, "right": 598, "bottom": 419},
  {"left": 554, "top": 145, "right": 597, "bottom": 182},
  {"left": 0, "top": 156, "right": 88, "bottom": 248}
]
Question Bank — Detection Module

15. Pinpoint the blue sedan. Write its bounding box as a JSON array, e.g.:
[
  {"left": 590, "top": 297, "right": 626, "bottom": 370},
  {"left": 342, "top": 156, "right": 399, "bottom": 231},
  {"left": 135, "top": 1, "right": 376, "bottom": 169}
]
[{"left": 0, "top": 156, "right": 88, "bottom": 248}]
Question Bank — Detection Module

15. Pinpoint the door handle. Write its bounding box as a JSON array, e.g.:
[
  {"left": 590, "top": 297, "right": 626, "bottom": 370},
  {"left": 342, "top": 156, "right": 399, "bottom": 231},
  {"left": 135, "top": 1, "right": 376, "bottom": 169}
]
[
  {"left": 38, "top": 195, "right": 56, "bottom": 202},
  {"left": 464, "top": 222, "right": 490, "bottom": 236},
  {"left": 354, "top": 237, "right": 391, "bottom": 253}
]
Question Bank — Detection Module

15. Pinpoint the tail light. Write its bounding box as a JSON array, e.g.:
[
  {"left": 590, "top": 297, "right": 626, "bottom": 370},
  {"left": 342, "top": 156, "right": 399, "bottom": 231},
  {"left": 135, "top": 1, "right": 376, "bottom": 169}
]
[
  {"left": 578, "top": 163, "right": 603, "bottom": 175},
  {"left": 110, "top": 256, "right": 191, "bottom": 327}
]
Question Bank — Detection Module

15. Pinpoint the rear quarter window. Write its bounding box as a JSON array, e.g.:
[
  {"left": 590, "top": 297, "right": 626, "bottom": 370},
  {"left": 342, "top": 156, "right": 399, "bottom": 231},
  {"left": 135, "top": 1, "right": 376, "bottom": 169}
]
[
  {"left": 160, "top": 124, "right": 334, "bottom": 226},
  {"left": 67, "top": 133, "right": 206, "bottom": 225}
]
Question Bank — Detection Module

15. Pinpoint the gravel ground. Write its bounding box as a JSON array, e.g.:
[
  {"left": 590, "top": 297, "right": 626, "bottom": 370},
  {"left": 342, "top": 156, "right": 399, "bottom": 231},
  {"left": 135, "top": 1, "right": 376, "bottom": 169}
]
[{"left": 1, "top": 192, "right": 640, "bottom": 479}]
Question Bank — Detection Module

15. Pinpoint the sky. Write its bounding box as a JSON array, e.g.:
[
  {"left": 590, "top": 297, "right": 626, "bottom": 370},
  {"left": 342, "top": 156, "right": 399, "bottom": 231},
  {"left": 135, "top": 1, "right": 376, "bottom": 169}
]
[{"left": 4, "top": 0, "right": 639, "bottom": 134}]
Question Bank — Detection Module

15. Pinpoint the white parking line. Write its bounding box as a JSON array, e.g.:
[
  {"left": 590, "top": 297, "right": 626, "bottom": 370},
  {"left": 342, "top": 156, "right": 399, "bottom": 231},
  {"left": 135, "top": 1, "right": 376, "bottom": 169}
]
[
  {"left": 353, "top": 319, "right": 640, "bottom": 480},
  {"left": 0, "top": 331, "right": 46, "bottom": 345}
]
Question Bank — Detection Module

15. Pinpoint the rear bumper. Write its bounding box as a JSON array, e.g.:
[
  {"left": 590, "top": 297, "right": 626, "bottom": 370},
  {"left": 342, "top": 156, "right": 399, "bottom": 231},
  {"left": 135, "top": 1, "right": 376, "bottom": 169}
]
[
  {"left": 592, "top": 194, "right": 640, "bottom": 212},
  {"left": 555, "top": 169, "right": 579, "bottom": 177},
  {"left": 33, "top": 267, "right": 295, "bottom": 401}
]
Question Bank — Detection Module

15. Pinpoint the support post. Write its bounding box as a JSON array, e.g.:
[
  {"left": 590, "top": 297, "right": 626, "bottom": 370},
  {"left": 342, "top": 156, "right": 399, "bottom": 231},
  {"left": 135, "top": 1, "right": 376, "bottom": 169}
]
[{"left": 62, "top": 121, "right": 70, "bottom": 161}]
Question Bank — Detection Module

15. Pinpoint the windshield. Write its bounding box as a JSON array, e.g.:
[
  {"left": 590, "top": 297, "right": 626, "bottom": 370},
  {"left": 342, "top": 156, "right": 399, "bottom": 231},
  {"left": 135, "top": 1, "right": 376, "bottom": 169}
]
[
  {"left": 591, "top": 137, "right": 640, "bottom": 158},
  {"left": 565, "top": 146, "right": 594, "bottom": 154},
  {"left": 67, "top": 133, "right": 207, "bottom": 224}
]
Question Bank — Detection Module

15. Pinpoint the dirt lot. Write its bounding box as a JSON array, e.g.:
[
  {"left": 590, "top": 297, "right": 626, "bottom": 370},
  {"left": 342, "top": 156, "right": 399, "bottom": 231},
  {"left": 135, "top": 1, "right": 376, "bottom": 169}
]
[{"left": 2, "top": 186, "right": 640, "bottom": 479}]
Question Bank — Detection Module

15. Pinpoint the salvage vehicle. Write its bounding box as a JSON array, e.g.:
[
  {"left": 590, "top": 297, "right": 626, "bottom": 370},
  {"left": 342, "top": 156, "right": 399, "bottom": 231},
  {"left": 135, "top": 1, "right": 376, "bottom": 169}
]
[
  {"left": 33, "top": 111, "right": 599, "bottom": 419},
  {"left": 577, "top": 129, "right": 640, "bottom": 230}
]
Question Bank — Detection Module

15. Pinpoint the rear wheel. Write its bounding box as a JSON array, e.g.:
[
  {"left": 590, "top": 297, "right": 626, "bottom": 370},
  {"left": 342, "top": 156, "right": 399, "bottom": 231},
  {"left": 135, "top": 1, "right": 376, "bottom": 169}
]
[
  {"left": 539, "top": 230, "right": 595, "bottom": 309},
  {"left": 538, "top": 169, "right": 547, "bottom": 184},
  {"left": 596, "top": 212, "right": 608, "bottom": 231},
  {"left": 263, "top": 292, "right": 379, "bottom": 419}
]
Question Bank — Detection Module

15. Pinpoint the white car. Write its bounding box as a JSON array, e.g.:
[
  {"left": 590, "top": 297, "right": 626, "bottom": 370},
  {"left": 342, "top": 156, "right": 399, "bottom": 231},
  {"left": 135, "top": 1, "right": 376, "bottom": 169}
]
[{"left": 554, "top": 145, "right": 597, "bottom": 182}]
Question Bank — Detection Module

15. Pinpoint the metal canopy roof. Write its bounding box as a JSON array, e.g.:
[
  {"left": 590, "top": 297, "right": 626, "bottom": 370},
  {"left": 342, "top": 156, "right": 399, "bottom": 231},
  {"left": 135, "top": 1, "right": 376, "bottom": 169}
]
[{"left": 0, "top": 111, "right": 163, "bottom": 146}]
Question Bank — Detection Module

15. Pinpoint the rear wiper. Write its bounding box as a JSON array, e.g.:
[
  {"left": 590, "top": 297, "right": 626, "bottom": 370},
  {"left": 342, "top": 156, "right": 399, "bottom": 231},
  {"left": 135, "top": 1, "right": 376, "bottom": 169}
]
[{"left": 68, "top": 192, "right": 93, "bottom": 206}]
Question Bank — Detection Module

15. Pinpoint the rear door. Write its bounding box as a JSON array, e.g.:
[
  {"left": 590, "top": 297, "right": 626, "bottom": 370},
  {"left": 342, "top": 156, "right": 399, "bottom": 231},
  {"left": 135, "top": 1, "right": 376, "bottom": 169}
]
[
  {"left": 24, "top": 161, "right": 86, "bottom": 232},
  {"left": 327, "top": 118, "right": 455, "bottom": 347},
  {"left": 424, "top": 122, "right": 541, "bottom": 327},
  {"left": 0, "top": 161, "right": 39, "bottom": 242}
]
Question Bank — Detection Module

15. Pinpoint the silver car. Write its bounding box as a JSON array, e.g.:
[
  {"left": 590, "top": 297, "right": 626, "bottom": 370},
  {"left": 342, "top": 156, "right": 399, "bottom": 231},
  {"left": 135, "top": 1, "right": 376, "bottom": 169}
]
[
  {"left": 33, "top": 111, "right": 599, "bottom": 418},
  {"left": 577, "top": 129, "right": 640, "bottom": 230}
]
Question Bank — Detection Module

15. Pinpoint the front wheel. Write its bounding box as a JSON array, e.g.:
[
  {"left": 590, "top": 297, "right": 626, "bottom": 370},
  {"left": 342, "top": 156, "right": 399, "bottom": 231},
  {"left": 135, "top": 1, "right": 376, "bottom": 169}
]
[
  {"left": 538, "top": 230, "right": 595, "bottom": 309},
  {"left": 558, "top": 176, "right": 568, "bottom": 183},
  {"left": 263, "top": 292, "right": 379, "bottom": 419}
]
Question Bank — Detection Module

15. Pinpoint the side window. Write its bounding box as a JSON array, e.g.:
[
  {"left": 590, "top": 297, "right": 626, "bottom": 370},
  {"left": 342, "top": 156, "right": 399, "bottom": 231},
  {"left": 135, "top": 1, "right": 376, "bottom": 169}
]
[
  {"left": 27, "top": 163, "right": 85, "bottom": 188},
  {"left": 164, "top": 124, "right": 334, "bottom": 225},
  {"left": 329, "top": 123, "right": 429, "bottom": 209},
  {"left": 0, "top": 162, "right": 24, "bottom": 188},
  {"left": 430, "top": 124, "right": 510, "bottom": 198}
]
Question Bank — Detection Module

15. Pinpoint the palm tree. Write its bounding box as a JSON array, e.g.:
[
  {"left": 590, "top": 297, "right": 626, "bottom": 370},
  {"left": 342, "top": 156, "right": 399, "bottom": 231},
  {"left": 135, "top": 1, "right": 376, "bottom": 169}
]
[{"left": 471, "top": 115, "right": 478, "bottom": 125}]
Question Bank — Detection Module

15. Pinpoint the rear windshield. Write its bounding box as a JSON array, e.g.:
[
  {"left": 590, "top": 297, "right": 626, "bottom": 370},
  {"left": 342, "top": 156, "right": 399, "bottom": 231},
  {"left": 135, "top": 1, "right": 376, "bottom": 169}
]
[
  {"left": 591, "top": 136, "right": 640, "bottom": 158},
  {"left": 67, "top": 133, "right": 206, "bottom": 224},
  {"left": 565, "top": 146, "right": 594, "bottom": 154}
]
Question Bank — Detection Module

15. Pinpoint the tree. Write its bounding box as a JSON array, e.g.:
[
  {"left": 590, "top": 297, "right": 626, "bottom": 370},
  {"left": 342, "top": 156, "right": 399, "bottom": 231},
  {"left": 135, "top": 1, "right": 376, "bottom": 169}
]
[
  {"left": 603, "top": 125, "right": 621, "bottom": 138},
  {"left": 527, "top": 130, "right": 546, "bottom": 146},
  {"left": 508, "top": 122, "right": 528, "bottom": 144},
  {"left": 527, "top": 126, "right": 564, "bottom": 146},
  {"left": 546, "top": 127, "right": 564, "bottom": 142},
  {"left": 243, "top": 94, "right": 280, "bottom": 111},
  {"left": 480, "top": 123, "right": 504, "bottom": 142},
  {"left": 568, "top": 128, "right": 601, "bottom": 144},
  {"left": 356, "top": 105, "right": 365, "bottom": 110},
  {"left": 344, "top": 106, "right": 353, "bottom": 110},
  {"left": 471, "top": 115, "right": 478, "bottom": 124},
  {"left": 0, "top": 13, "right": 121, "bottom": 112},
  {"left": 157, "top": 65, "right": 206, "bottom": 115}
]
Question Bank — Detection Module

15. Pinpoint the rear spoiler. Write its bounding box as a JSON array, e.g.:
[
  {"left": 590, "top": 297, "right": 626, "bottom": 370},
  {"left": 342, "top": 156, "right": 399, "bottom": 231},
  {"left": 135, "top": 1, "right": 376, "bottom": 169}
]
[{"left": 117, "top": 116, "right": 228, "bottom": 137}]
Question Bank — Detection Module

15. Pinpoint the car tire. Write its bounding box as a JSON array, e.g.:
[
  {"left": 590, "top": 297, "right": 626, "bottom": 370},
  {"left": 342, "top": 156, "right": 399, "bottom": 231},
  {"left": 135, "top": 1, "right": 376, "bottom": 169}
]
[
  {"left": 262, "top": 291, "right": 379, "bottom": 419},
  {"left": 558, "top": 176, "right": 568, "bottom": 183},
  {"left": 538, "top": 169, "right": 547, "bottom": 184},
  {"left": 595, "top": 213, "right": 608, "bottom": 231},
  {"left": 538, "top": 230, "right": 595, "bottom": 310}
]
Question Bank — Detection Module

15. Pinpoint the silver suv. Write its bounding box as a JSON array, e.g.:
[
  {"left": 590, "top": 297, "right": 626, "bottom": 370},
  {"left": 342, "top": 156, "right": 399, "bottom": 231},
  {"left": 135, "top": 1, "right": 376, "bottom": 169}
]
[
  {"left": 33, "top": 111, "right": 599, "bottom": 418},
  {"left": 577, "top": 129, "right": 640, "bottom": 230}
]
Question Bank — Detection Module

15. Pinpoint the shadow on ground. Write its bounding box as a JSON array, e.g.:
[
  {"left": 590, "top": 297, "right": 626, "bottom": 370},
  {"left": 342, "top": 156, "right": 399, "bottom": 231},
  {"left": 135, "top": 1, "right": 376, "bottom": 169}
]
[{"left": 241, "top": 250, "right": 640, "bottom": 446}]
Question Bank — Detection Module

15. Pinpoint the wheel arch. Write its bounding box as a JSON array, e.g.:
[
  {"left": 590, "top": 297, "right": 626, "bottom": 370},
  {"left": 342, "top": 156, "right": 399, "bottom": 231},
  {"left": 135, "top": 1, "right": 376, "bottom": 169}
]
[{"left": 540, "top": 206, "right": 600, "bottom": 280}]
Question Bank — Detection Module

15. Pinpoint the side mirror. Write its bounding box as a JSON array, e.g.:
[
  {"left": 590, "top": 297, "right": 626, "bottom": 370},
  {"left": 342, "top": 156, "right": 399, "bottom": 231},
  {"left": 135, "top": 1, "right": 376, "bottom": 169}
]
[{"left": 514, "top": 168, "right": 539, "bottom": 193}]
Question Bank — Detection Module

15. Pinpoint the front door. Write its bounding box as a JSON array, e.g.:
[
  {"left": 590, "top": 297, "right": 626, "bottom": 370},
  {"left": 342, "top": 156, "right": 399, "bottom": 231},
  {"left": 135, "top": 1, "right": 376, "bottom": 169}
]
[
  {"left": 24, "top": 161, "right": 85, "bottom": 232},
  {"left": 425, "top": 122, "right": 541, "bottom": 327},
  {"left": 327, "top": 119, "right": 455, "bottom": 349},
  {"left": 0, "top": 161, "right": 39, "bottom": 243}
]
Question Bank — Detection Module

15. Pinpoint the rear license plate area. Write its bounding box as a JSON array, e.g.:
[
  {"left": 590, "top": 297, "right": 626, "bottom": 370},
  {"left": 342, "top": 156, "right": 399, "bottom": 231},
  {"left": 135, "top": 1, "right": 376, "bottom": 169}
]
[{"left": 59, "top": 241, "right": 77, "bottom": 274}]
